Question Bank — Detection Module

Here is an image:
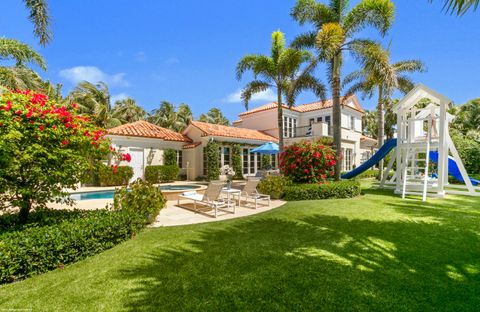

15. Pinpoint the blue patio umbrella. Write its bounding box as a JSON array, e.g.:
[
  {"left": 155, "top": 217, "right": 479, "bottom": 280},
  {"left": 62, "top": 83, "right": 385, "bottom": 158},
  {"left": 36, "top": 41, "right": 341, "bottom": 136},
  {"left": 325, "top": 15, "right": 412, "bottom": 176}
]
[{"left": 251, "top": 142, "right": 279, "bottom": 154}]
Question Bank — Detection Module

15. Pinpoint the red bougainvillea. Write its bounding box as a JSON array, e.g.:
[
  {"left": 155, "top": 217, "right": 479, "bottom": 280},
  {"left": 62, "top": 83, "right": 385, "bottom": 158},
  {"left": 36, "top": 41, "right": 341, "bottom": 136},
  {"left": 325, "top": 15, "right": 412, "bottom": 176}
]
[
  {"left": 0, "top": 90, "right": 129, "bottom": 221},
  {"left": 279, "top": 139, "right": 337, "bottom": 183}
]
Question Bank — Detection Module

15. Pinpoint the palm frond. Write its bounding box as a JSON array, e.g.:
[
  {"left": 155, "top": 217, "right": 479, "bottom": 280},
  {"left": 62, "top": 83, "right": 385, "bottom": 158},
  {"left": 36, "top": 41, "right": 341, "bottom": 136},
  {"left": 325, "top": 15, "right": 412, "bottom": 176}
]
[
  {"left": 0, "top": 66, "right": 45, "bottom": 90},
  {"left": 240, "top": 80, "right": 271, "bottom": 110},
  {"left": 315, "top": 22, "right": 345, "bottom": 59},
  {"left": 392, "top": 59, "right": 426, "bottom": 74},
  {"left": 291, "top": 0, "right": 335, "bottom": 28},
  {"left": 0, "top": 38, "right": 47, "bottom": 70},
  {"left": 344, "top": 0, "right": 395, "bottom": 36},
  {"left": 286, "top": 73, "right": 327, "bottom": 106},
  {"left": 290, "top": 31, "right": 318, "bottom": 49},
  {"left": 431, "top": 0, "right": 480, "bottom": 15},
  {"left": 271, "top": 31, "right": 287, "bottom": 64},
  {"left": 396, "top": 75, "right": 416, "bottom": 94},
  {"left": 23, "top": 0, "right": 52, "bottom": 46},
  {"left": 236, "top": 55, "right": 275, "bottom": 80}
]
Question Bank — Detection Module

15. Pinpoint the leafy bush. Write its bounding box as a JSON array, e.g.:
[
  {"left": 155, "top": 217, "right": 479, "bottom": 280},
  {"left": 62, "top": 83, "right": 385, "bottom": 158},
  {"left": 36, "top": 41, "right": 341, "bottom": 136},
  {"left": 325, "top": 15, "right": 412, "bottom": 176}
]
[
  {"left": 98, "top": 164, "right": 133, "bottom": 186},
  {"left": 206, "top": 140, "right": 220, "bottom": 180},
  {"left": 113, "top": 179, "right": 166, "bottom": 224},
  {"left": 0, "top": 209, "right": 144, "bottom": 284},
  {"left": 231, "top": 144, "right": 244, "bottom": 180},
  {"left": 280, "top": 139, "right": 337, "bottom": 183},
  {"left": 257, "top": 176, "right": 292, "bottom": 199},
  {"left": 283, "top": 180, "right": 361, "bottom": 201},
  {"left": 163, "top": 149, "right": 177, "bottom": 166},
  {"left": 0, "top": 90, "right": 128, "bottom": 221},
  {"left": 144, "top": 165, "right": 180, "bottom": 183},
  {"left": 451, "top": 130, "right": 480, "bottom": 174}
]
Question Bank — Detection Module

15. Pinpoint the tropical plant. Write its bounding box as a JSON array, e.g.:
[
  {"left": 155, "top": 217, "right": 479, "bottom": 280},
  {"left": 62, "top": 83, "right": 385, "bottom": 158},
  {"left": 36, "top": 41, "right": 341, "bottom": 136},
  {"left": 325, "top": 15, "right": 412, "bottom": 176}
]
[
  {"left": 0, "top": 38, "right": 47, "bottom": 90},
  {"left": 198, "top": 108, "right": 230, "bottom": 125},
  {"left": 344, "top": 44, "right": 425, "bottom": 178},
  {"left": 68, "top": 81, "right": 121, "bottom": 129},
  {"left": 112, "top": 97, "right": 146, "bottom": 124},
  {"left": 236, "top": 30, "right": 325, "bottom": 151},
  {"left": 0, "top": 90, "right": 127, "bottom": 222},
  {"left": 452, "top": 98, "right": 480, "bottom": 134},
  {"left": 291, "top": 0, "right": 395, "bottom": 179},
  {"left": 432, "top": 0, "right": 479, "bottom": 15},
  {"left": 21, "top": 0, "right": 52, "bottom": 46},
  {"left": 148, "top": 101, "right": 192, "bottom": 131}
]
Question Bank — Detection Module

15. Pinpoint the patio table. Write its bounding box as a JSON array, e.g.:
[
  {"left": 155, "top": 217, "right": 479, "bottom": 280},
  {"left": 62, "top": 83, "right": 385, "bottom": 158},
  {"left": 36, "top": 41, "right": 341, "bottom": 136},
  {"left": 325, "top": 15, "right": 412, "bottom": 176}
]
[{"left": 221, "top": 188, "right": 241, "bottom": 210}]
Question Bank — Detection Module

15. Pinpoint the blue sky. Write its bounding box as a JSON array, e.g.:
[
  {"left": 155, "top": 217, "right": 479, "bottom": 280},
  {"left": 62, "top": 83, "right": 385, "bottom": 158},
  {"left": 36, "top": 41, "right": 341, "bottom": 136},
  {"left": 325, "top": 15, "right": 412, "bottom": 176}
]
[{"left": 1, "top": 0, "right": 479, "bottom": 122}]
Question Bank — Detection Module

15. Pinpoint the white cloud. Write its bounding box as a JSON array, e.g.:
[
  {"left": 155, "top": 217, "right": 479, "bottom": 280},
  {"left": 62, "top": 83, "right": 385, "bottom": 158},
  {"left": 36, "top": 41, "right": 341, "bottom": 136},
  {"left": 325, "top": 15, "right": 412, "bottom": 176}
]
[
  {"left": 59, "top": 66, "right": 129, "bottom": 87},
  {"left": 134, "top": 51, "right": 147, "bottom": 62},
  {"left": 223, "top": 88, "right": 277, "bottom": 103},
  {"left": 111, "top": 93, "right": 129, "bottom": 104}
]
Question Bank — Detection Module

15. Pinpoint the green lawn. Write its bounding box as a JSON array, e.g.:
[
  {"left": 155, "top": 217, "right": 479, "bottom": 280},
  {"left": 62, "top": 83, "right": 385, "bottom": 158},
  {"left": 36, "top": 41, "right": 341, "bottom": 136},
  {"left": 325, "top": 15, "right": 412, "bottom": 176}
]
[{"left": 1, "top": 183, "right": 480, "bottom": 311}]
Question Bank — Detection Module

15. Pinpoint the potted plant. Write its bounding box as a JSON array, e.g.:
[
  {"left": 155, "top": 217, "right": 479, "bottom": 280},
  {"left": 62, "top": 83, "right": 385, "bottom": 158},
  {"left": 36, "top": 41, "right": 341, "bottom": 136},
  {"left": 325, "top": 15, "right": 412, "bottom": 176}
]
[{"left": 220, "top": 165, "right": 235, "bottom": 189}]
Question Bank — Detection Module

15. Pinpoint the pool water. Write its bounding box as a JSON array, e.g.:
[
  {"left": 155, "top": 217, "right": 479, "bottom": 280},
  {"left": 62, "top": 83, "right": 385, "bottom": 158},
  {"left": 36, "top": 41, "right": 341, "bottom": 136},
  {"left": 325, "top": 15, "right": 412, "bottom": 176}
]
[{"left": 70, "top": 184, "right": 201, "bottom": 201}]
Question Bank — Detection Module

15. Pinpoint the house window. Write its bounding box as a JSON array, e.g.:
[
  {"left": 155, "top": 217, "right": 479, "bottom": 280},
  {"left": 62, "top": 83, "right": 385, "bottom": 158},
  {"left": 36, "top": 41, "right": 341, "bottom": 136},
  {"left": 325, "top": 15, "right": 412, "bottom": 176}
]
[
  {"left": 350, "top": 116, "right": 355, "bottom": 130},
  {"left": 325, "top": 116, "right": 331, "bottom": 135},
  {"left": 256, "top": 153, "right": 262, "bottom": 171},
  {"left": 283, "top": 116, "right": 298, "bottom": 138},
  {"left": 250, "top": 151, "right": 255, "bottom": 174},
  {"left": 309, "top": 118, "right": 315, "bottom": 125},
  {"left": 222, "top": 147, "right": 230, "bottom": 166},
  {"left": 344, "top": 148, "right": 353, "bottom": 171},
  {"left": 317, "top": 117, "right": 322, "bottom": 123},
  {"left": 176, "top": 150, "right": 183, "bottom": 168},
  {"left": 243, "top": 148, "right": 249, "bottom": 174},
  {"left": 271, "top": 154, "right": 277, "bottom": 168}
]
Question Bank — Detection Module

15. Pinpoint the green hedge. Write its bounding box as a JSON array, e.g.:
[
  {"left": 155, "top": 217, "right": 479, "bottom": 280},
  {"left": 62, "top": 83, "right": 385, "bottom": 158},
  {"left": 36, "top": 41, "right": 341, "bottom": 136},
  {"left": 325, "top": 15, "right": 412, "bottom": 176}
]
[
  {"left": 0, "top": 210, "right": 144, "bottom": 284},
  {"left": 257, "top": 176, "right": 292, "bottom": 199},
  {"left": 98, "top": 164, "right": 133, "bottom": 186},
  {"left": 283, "top": 180, "right": 361, "bottom": 201},
  {"left": 145, "top": 165, "right": 180, "bottom": 183}
]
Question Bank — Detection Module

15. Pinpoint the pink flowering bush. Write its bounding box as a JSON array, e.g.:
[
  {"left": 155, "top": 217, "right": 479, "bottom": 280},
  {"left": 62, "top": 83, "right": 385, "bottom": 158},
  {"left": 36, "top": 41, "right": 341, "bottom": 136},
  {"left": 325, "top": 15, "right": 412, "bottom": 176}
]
[
  {"left": 279, "top": 139, "right": 337, "bottom": 183},
  {"left": 0, "top": 90, "right": 128, "bottom": 221}
]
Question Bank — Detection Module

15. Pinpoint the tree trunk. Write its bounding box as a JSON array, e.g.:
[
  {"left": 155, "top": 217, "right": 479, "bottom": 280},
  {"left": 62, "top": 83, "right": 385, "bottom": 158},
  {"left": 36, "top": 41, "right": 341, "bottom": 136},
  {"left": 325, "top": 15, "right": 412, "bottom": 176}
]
[
  {"left": 377, "top": 86, "right": 385, "bottom": 180},
  {"left": 277, "top": 86, "right": 284, "bottom": 152},
  {"left": 18, "top": 197, "right": 32, "bottom": 223},
  {"left": 331, "top": 57, "right": 342, "bottom": 181}
]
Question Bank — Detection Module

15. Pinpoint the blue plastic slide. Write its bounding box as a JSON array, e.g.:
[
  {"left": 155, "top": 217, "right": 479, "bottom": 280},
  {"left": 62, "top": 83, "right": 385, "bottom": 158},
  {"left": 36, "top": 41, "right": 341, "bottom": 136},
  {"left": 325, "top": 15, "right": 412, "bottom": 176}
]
[
  {"left": 342, "top": 138, "right": 397, "bottom": 179},
  {"left": 429, "top": 151, "right": 479, "bottom": 186}
]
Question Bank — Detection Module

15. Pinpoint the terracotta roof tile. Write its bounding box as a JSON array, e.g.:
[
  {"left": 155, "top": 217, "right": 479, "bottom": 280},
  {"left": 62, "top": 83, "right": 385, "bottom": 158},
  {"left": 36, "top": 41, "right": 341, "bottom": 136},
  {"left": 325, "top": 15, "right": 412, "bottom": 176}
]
[
  {"left": 107, "top": 120, "right": 191, "bottom": 142},
  {"left": 189, "top": 121, "right": 278, "bottom": 142},
  {"left": 238, "top": 95, "right": 364, "bottom": 118},
  {"left": 183, "top": 142, "right": 202, "bottom": 149}
]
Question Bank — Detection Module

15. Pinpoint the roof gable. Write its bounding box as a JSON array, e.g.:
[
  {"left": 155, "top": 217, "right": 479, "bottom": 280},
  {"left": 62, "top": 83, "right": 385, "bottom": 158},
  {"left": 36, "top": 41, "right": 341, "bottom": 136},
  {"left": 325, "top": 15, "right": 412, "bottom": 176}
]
[{"left": 107, "top": 120, "right": 191, "bottom": 142}]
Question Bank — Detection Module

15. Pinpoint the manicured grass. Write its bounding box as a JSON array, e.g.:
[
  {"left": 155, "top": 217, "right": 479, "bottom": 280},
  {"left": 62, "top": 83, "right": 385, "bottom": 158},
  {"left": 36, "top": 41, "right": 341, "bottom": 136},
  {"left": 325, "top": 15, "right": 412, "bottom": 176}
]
[{"left": 1, "top": 183, "right": 480, "bottom": 311}]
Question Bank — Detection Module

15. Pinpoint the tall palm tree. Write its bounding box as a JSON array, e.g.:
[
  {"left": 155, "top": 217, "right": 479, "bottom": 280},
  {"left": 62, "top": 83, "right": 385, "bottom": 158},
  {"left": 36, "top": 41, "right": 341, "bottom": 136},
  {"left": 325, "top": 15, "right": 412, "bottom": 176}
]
[
  {"left": 112, "top": 97, "right": 146, "bottom": 124},
  {"left": 198, "top": 108, "right": 230, "bottom": 126},
  {"left": 68, "top": 81, "right": 121, "bottom": 129},
  {"left": 291, "top": 0, "right": 395, "bottom": 180},
  {"left": 344, "top": 45, "right": 425, "bottom": 178},
  {"left": 236, "top": 30, "right": 326, "bottom": 151},
  {"left": 0, "top": 38, "right": 47, "bottom": 90},
  {"left": 22, "top": 0, "right": 52, "bottom": 46}
]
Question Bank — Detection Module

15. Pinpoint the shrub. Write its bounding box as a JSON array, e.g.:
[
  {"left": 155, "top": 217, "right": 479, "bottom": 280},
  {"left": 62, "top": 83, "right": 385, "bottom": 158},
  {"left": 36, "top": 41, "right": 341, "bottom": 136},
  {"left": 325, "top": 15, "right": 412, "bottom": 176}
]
[
  {"left": 0, "top": 90, "right": 128, "bottom": 221},
  {"left": 144, "top": 165, "right": 180, "bottom": 183},
  {"left": 113, "top": 179, "right": 166, "bottom": 224},
  {"left": 206, "top": 140, "right": 220, "bottom": 180},
  {"left": 283, "top": 180, "right": 361, "bottom": 201},
  {"left": 98, "top": 164, "right": 133, "bottom": 186},
  {"left": 0, "top": 209, "right": 144, "bottom": 284},
  {"left": 231, "top": 144, "right": 244, "bottom": 180},
  {"left": 163, "top": 149, "right": 178, "bottom": 166},
  {"left": 257, "top": 176, "right": 292, "bottom": 199},
  {"left": 280, "top": 139, "right": 337, "bottom": 183}
]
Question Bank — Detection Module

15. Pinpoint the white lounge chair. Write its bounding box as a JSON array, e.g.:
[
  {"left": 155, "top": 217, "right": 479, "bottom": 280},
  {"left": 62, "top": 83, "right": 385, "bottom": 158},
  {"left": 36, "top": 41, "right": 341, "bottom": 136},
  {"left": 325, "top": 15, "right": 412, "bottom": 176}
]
[
  {"left": 177, "top": 181, "right": 235, "bottom": 218},
  {"left": 238, "top": 178, "right": 270, "bottom": 209}
]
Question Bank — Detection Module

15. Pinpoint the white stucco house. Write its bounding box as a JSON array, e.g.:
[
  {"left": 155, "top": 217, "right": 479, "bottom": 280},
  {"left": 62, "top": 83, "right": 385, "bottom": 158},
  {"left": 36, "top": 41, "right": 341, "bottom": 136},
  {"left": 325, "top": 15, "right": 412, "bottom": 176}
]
[{"left": 106, "top": 95, "right": 377, "bottom": 180}]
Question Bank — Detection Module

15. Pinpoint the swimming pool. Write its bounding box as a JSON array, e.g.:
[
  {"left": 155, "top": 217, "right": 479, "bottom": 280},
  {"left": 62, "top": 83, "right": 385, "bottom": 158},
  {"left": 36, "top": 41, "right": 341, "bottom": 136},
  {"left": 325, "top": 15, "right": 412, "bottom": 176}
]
[{"left": 70, "top": 184, "right": 202, "bottom": 201}]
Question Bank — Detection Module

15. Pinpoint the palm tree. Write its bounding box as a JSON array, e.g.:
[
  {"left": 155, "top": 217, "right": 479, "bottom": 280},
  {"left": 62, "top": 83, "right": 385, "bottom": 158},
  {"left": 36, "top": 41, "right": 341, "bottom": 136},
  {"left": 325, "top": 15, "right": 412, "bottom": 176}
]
[
  {"left": 21, "top": 0, "right": 52, "bottom": 46},
  {"left": 68, "top": 81, "right": 121, "bottom": 129},
  {"left": 291, "top": 0, "right": 395, "bottom": 180},
  {"left": 0, "top": 38, "right": 47, "bottom": 90},
  {"left": 112, "top": 98, "right": 146, "bottom": 124},
  {"left": 148, "top": 101, "right": 178, "bottom": 129},
  {"left": 198, "top": 108, "right": 230, "bottom": 126},
  {"left": 236, "top": 30, "right": 325, "bottom": 151},
  {"left": 432, "top": 0, "right": 479, "bottom": 14},
  {"left": 174, "top": 103, "right": 193, "bottom": 132},
  {"left": 344, "top": 45, "right": 425, "bottom": 178}
]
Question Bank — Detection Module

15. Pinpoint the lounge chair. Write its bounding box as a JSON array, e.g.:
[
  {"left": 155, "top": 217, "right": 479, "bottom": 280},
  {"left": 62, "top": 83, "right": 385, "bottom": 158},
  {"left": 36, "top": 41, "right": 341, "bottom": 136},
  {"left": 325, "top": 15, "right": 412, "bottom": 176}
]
[
  {"left": 238, "top": 178, "right": 270, "bottom": 209},
  {"left": 177, "top": 181, "right": 235, "bottom": 218}
]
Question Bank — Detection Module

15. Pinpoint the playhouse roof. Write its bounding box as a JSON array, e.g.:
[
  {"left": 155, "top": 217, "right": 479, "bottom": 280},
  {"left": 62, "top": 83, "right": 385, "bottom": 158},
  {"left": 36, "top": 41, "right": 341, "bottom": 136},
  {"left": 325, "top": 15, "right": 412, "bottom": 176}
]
[{"left": 393, "top": 84, "right": 453, "bottom": 112}]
